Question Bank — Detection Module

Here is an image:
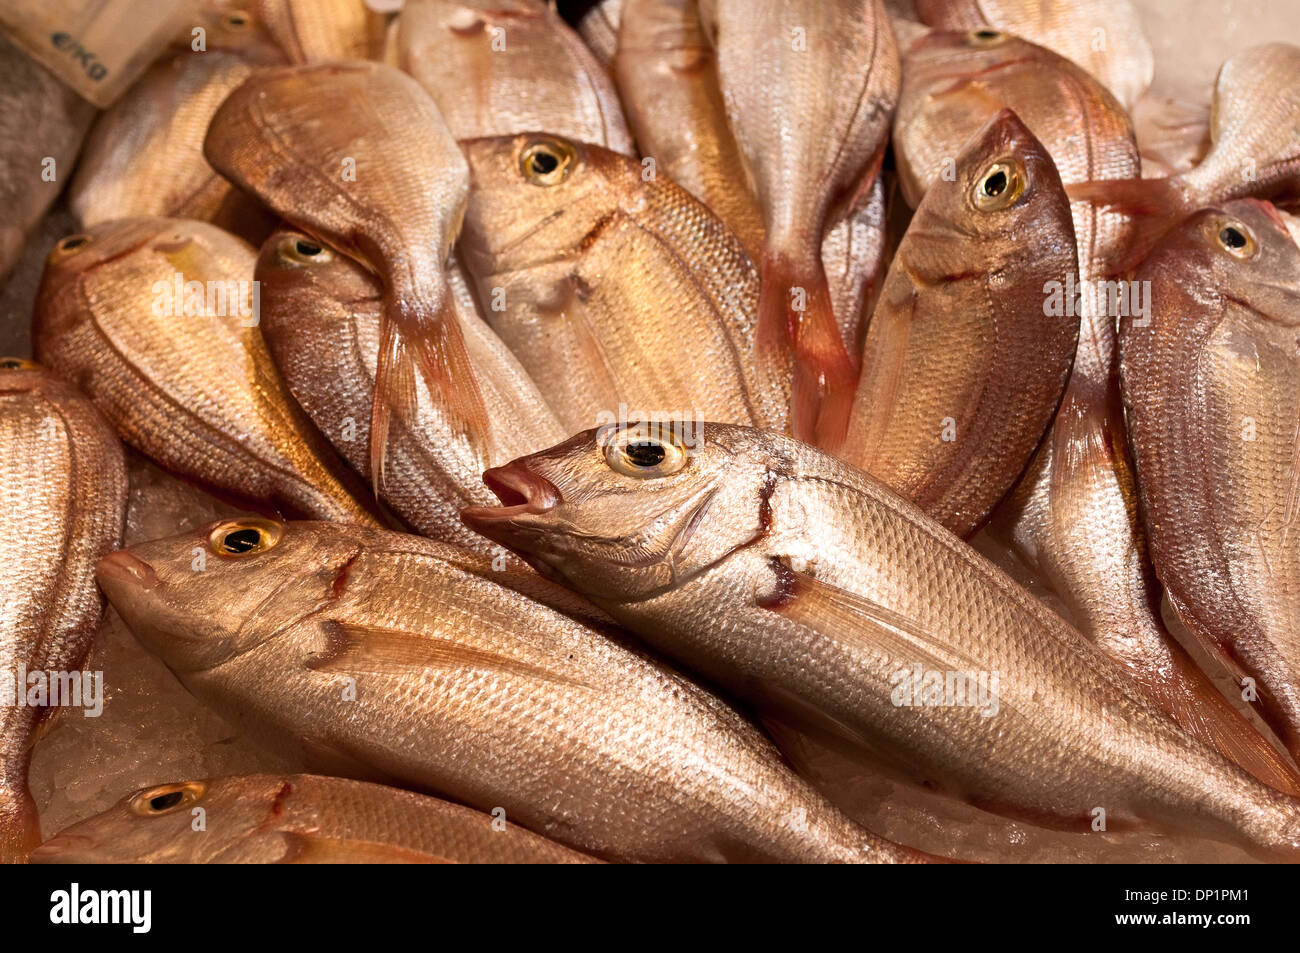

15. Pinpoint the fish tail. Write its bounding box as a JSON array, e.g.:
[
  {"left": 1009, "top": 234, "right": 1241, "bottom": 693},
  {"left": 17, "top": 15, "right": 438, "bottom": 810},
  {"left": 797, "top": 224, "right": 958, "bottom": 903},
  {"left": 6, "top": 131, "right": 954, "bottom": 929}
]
[
  {"left": 1156, "top": 646, "right": 1300, "bottom": 798},
  {"left": 1065, "top": 175, "right": 1190, "bottom": 274},
  {"left": 758, "top": 250, "right": 859, "bottom": 450},
  {"left": 371, "top": 290, "right": 490, "bottom": 495},
  {"left": 0, "top": 786, "right": 40, "bottom": 863}
]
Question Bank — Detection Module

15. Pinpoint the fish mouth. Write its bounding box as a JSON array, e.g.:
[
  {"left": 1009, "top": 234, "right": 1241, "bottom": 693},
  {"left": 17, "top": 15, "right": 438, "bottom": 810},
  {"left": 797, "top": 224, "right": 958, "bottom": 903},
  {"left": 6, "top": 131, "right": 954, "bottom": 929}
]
[
  {"left": 96, "top": 550, "right": 159, "bottom": 596},
  {"left": 29, "top": 833, "right": 95, "bottom": 861},
  {"left": 463, "top": 463, "right": 562, "bottom": 524}
]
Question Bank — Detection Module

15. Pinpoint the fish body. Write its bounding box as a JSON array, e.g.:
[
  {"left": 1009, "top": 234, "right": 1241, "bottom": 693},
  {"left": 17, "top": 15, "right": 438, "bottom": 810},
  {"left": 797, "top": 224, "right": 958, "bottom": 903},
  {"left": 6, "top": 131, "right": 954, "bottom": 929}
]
[
  {"left": 613, "top": 0, "right": 764, "bottom": 259},
  {"left": 577, "top": 0, "right": 624, "bottom": 66},
  {"left": 68, "top": 5, "right": 285, "bottom": 232},
  {"left": 913, "top": 0, "right": 1153, "bottom": 109},
  {"left": 398, "top": 0, "right": 633, "bottom": 153},
  {"left": 34, "top": 218, "right": 381, "bottom": 526},
  {"left": 33, "top": 774, "right": 595, "bottom": 863},
  {"left": 1121, "top": 199, "right": 1300, "bottom": 762},
  {"left": 0, "top": 32, "right": 95, "bottom": 283},
  {"left": 698, "top": 0, "right": 899, "bottom": 447},
  {"left": 203, "top": 61, "right": 487, "bottom": 494},
  {"left": 257, "top": 230, "right": 563, "bottom": 551},
  {"left": 463, "top": 423, "right": 1300, "bottom": 854},
  {"left": 96, "top": 519, "right": 922, "bottom": 863},
  {"left": 459, "top": 133, "right": 786, "bottom": 434},
  {"left": 843, "top": 109, "right": 1079, "bottom": 537},
  {"left": 0, "top": 362, "right": 126, "bottom": 862}
]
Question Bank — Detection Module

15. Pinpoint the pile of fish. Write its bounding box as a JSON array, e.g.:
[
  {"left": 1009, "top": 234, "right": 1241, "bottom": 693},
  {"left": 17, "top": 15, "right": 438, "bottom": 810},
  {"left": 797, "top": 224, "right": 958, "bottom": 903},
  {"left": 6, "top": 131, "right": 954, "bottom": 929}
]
[{"left": 2, "top": 0, "right": 1300, "bottom": 864}]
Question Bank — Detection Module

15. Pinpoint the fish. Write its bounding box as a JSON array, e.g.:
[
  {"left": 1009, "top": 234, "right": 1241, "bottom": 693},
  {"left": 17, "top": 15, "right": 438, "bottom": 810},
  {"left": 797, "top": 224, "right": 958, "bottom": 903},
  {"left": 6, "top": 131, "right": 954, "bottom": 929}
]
[
  {"left": 32, "top": 774, "right": 596, "bottom": 863},
  {"left": 577, "top": 0, "right": 624, "bottom": 67},
  {"left": 1120, "top": 199, "right": 1300, "bottom": 764},
  {"left": 841, "top": 109, "right": 1079, "bottom": 538},
  {"left": 894, "top": 30, "right": 1298, "bottom": 794},
  {"left": 254, "top": 0, "right": 376, "bottom": 62},
  {"left": 1069, "top": 43, "right": 1300, "bottom": 261},
  {"left": 457, "top": 132, "right": 787, "bottom": 435},
  {"left": 614, "top": 0, "right": 888, "bottom": 361},
  {"left": 67, "top": 6, "right": 286, "bottom": 236},
  {"left": 613, "top": 0, "right": 765, "bottom": 260},
  {"left": 256, "top": 229, "right": 564, "bottom": 552},
  {"left": 95, "top": 519, "right": 926, "bottom": 863},
  {"left": 0, "top": 31, "right": 95, "bottom": 284},
  {"left": 203, "top": 61, "right": 488, "bottom": 496},
  {"left": 33, "top": 217, "right": 383, "bottom": 527},
  {"left": 913, "top": 0, "right": 1154, "bottom": 110},
  {"left": 697, "top": 0, "right": 899, "bottom": 448},
  {"left": 397, "top": 0, "right": 633, "bottom": 153},
  {"left": 462, "top": 422, "right": 1300, "bottom": 855},
  {"left": 0, "top": 360, "right": 126, "bottom": 862}
]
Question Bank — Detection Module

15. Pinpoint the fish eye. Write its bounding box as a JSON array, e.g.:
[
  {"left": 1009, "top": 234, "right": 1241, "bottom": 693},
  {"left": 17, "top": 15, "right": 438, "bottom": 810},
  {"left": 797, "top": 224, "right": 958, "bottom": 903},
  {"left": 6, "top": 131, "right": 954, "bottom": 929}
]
[
  {"left": 277, "top": 235, "right": 333, "bottom": 266},
  {"left": 973, "top": 159, "right": 1025, "bottom": 211},
  {"left": 520, "top": 138, "right": 576, "bottom": 186},
  {"left": 130, "top": 782, "right": 206, "bottom": 817},
  {"left": 0, "top": 357, "right": 36, "bottom": 370},
  {"left": 968, "top": 29, "right": 1005, "bottom": 45},
  {"left": 52, "top": 233, "right": 92, "bottom": 257},
  {"left": 1214, "top": 220, "right": 1257, "bottom": 259},
  {"left": 222, "top": 10, "right": 251, "bottom": 30},
  {"left": 208, "top": 518, "right": 283, "bottom": 557},
  {"left": 602, "top": 424, "right": 688, "bottom": 478}
]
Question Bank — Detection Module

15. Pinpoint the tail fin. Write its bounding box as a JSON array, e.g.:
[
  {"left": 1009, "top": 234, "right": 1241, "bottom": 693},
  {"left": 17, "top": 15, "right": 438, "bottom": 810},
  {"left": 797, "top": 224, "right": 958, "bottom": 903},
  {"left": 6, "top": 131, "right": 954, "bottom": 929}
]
[
  {"left": 371, "top": 288, "right": 490, "bottom": 496},
  {"left": 0, "top": 787, "right": 40, "bottom": 864},
  {"left": 757, "top": 250, "right": 858, "bottom": 450},
  {"left": 1066, "top": 175, "right": 1190, "bottom": 275}
]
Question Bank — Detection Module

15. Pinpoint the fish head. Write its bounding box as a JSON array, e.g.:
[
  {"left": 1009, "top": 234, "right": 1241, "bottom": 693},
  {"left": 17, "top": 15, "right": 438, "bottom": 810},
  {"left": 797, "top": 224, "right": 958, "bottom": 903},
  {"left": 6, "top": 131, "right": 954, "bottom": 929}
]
[
  {"left": 458, "top": 133, "right": 623, "bottom": 273},
  {"left": 917, "top": 107, "right": 1072, "bottom": 265},
  {"left": 171, "top": 4, "right": 288, "bottom": 64},
  {"left": 462, "top": 422, "right": 782, "bottom": 602},
  {"left": 96, "top": 519, "right": 363, "bottom": 673},
  {"left": 1144, "top": 199, "right": 1300, "bottom": 324},
  {"left": 256, "top": 229, "right": 378, "bottom": 309},
  {"left": 31, "top": 776, "right": 297, "bottom": 863}
]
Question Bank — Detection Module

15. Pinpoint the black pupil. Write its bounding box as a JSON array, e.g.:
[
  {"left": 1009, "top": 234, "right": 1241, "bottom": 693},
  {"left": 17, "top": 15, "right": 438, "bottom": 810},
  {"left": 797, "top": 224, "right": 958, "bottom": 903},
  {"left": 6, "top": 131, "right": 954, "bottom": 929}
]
[
  {"left": 62, "top": 236, "right": 87, "bottom": 250},
  {"left": 0, "top": 359, "right": 22, "bottom": 369},
  {"left": 221, "top": 528, "right": 262, "bottom": 554},
  {"left": 975, "top": 29, "right": 999, "bottom": 39},
  {"left": 1220, "top": 227, "right": 1246, "bottom": 249},
  {"left": 530, "top": 151, "right": 560, "bottom": 176},
  {"left": 295, "top": 240, "right": 322, "bottom": 256},
  {"left": 625, "top": 442, "right": 666, "bottom": 468},
  {"left": 983, "top": 170, "right": 1008, "bottom": 196},
  {"left": 149, "top": 791, "right": 185, "bottom": 812}
]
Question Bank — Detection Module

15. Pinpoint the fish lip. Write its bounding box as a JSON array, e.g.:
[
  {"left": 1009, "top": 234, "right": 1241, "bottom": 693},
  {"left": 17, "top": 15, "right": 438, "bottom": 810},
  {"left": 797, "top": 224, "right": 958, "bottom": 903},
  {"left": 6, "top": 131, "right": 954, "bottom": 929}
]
[
  {"left": 95, "top": 550, "right": 159, "bottom": 594},
  {"left": 29, "top": 833, "right": 95, "bottom": 860},
  {"left": 463, "top": 463, "right": 563, "bottom": 523}
]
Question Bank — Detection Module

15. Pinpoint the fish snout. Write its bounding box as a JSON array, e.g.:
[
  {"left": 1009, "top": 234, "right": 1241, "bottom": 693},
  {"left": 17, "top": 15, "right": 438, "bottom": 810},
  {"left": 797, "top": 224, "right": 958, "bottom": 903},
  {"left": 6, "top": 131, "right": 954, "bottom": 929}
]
[
  {"left": 29, "top": 832, "right": 96, "bottom": 861},
  {"left": 96, "top": 550, "right": 160, "bottom": 596},
  {"left": 481, "top": 463, "right": 562, "bottom": 515}
]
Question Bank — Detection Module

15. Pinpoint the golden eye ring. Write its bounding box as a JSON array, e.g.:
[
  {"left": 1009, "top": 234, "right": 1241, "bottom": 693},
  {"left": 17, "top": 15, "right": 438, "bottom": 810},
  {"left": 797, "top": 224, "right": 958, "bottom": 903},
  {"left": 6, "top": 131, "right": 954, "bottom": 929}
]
[
  {"left": 967, "top": 29, "right": 1006, "bottom": 46},
  {"left": 973, "top": 159, "right": 1025, "bottom": 211},
  {"left": 602, "top": 424, "right": 689, "bottom": 478},
  {"left": 130, "top": 781, "right": 207, "bottom": 817},
  {"left": 208, "top": 518, "right": 283, "bottom": 557},
  {"left": 519, "top": 137, "right": 577, "bottom": 187},
  {"left": 1213, "top": 219, "right": 1257, "bottom": 259},
  {"left": 277, "top": 235, "right": 333, "bottom": 266}
]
